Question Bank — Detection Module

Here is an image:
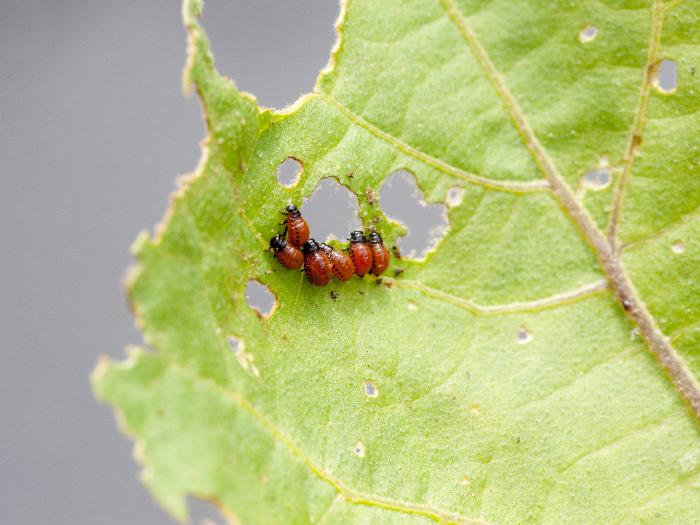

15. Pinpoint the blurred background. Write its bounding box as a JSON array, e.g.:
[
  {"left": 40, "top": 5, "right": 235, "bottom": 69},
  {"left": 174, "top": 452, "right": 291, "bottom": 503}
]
[{"left": 0, "top": 1, "right": 339, "bottom": 523}]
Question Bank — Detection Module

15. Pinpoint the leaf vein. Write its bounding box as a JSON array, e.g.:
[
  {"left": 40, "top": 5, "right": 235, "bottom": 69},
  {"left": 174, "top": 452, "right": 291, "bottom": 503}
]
[
  {"left": 313, "top": 92, "right": 549, "bottom": 194},
  {"left": 607, "top": 0, "right": 666, "bottom": 248},
  {"left": 384, "top": 278, "right": 608, "bottom": 316},
  {"left": 163, "top": 354, "right": 495, "bottom": 525}
]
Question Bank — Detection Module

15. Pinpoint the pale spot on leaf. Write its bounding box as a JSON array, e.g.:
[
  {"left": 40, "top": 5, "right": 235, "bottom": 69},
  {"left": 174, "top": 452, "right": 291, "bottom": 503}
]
[
  {"left": 228, "top": 336, "right": 259, "bottom": 377},
  {"left": 679, "top": 447, "right": 699, "bottom": 473}
]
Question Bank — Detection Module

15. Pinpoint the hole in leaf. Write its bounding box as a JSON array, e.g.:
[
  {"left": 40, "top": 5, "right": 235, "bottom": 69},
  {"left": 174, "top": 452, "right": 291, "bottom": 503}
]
[
  {"left": 672, "top": 240, "right": 685, "bottom": 254},
  {"left": 582, "top": 168, "right": 611, "bottom": 190},
  {"left": 516, "top": 327, "right": 532, "bottom": 344},
  {"left": 579, "top": 25, "right": 598, "bottom": 43},
  {"left": 653, "top": 59, "right": 677, "bottom": 94},
  {"left": 353, "top": 441, "right": 366, "bottom": 457},
  {"left": 302, "top": 178, "right": 361, "bottom": 242},
  {"left": 445, "top": 186, "right": 466, "bottom": 208},
  {"left": 379, "top": 170, "right": 449, "bottom": 259},
  {"left": 201, "top": 2, "right": 337, "bottom": 108},
  {"left": 276, "top": 157, "right": 302, "bottom": 188},
  {"left": 363, "top": 381, "right": 378, "bottom": 398},
  {"left": 582, "top": 156, "right": 611, "bottom": 191},
  {"left": 245, "top": 280, "right": 276, "bottom": 318}
]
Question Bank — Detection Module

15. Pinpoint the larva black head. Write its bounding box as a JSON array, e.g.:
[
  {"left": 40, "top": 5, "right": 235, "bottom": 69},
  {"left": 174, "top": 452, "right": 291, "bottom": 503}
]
[
  {"left": 302, "top": 239, "right": 321, "bottom": 253},
  {"left": 318, "top": 242, "right": 332, "bottom": 254},
  {"left": 368, "top": 231, "right": 383, "bottom": 244},
  {"left": 285, "top": 204, "right": 300, "bottom": 217},
  {"left": 349, "top": 230, "right": 366, "bottom": 243},
  {"left": 269, "top": 234, "right": 286, "bottom": 251}
]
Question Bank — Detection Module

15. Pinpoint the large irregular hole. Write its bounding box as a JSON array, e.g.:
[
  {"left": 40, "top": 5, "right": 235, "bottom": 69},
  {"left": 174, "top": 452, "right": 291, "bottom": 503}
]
[
  {"left": 579, "top": 25, "right": 598, "bottom": 43},
  {"left": 379, "top": 170, "right": 449, "bottom": 259},
  {"left": 302, "top": 178, "right": 361, "bottom": 242},
  {"left": 245, "top": 280, "right": 276, "bottom": 318},
  {"left": 653, "top": 59, "right": 677, "bottom": 94},
  {"left": 201, "top": 2, "right": 338, "bottom": 108},
  {"left": 276, "top": 157, "right": 302, "bottom": 188}
]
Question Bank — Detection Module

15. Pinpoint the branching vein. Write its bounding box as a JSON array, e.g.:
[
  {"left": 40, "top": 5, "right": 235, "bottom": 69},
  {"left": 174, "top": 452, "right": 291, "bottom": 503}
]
[
  {"left": 314, "top": 92, "right": 550, "bottom": 194},
  {"left": 608, "top": 1, "right": 665, "bottom": 249},
  {"left": 439, "top": 0, "right": 700, "bottom": 419}
]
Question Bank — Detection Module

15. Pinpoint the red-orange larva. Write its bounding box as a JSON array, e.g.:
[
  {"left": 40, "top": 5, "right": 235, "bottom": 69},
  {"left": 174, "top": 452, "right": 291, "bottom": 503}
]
[
  {"left": 319, "top": 242, "right": 355, "bottom": 282},
  {"left": 282, "top": 204, "right": 309, "bottom": 247},
  {"left": 302, "top": 239, "right": 334, "bottom": 286},
  {"left": 269, "top": 234, "right": 303, "bottom": 269},
  {"left": 348, "top": 231, "right": 373, "bottom": 277},
  {"left": 368, "top": 231, "right": 390, "bottom": 276}
]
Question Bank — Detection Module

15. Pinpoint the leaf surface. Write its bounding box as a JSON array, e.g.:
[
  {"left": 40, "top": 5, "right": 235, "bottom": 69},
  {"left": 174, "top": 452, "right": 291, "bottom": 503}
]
[{"left": 93, "top": 0, "right": 700, "bottom": 523}]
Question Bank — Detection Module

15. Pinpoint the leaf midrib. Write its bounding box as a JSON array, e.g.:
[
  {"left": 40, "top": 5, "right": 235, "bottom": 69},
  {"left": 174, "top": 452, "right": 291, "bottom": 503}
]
[{"left": 438, "top": 0, "right": 700, "bottom": 419}]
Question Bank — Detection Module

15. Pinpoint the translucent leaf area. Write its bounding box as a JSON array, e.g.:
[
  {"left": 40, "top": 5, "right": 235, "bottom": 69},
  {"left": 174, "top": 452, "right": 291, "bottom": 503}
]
[{"left": 93, "top": 0, "right": 700, "bottom": 523}]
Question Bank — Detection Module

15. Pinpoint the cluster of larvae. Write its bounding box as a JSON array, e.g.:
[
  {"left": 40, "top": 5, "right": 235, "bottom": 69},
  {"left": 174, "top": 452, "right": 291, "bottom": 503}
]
[{"left": 269, "top": 205, "right": 391, "bottom": 286}]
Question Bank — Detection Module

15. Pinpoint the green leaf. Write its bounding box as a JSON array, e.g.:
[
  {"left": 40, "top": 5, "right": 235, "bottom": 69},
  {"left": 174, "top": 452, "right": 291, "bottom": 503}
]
[{"left": 93, "top": 0, "right": 700, "bottom": 523}]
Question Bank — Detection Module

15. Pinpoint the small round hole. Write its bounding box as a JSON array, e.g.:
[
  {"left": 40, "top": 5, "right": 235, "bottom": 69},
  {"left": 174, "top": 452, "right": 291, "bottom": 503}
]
[
  {"left": 653, "top": 59, "right": 677, "bottom": 94},
  {"left": 445, "top": 186, "right": 466, "bottom": 208},
  {"left": 276, "top": 157, "right": 302, "bottom": 188},
  {"left": 363, "top": 381, "right": 378, "bottom": 398},
  {"left": 579, "top": 25, "right": 598, "bottom": 43},
  {"left": 353, "top": 441, "right": 365, "bottom": 457},
  {"left": 672, "top": 240, "right": 685, "bottom": 254},
  {"left": 582, "top": 169, "right": 611, "bottom": 190},
  {"left": 516, "top": 328, "right": 533, "bottom": 344}
]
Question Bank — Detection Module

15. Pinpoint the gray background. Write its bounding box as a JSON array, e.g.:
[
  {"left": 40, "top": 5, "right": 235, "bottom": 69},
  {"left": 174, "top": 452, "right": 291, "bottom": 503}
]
[{"left": 0, "top": 1, "right": 338, "bottom": 523}]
